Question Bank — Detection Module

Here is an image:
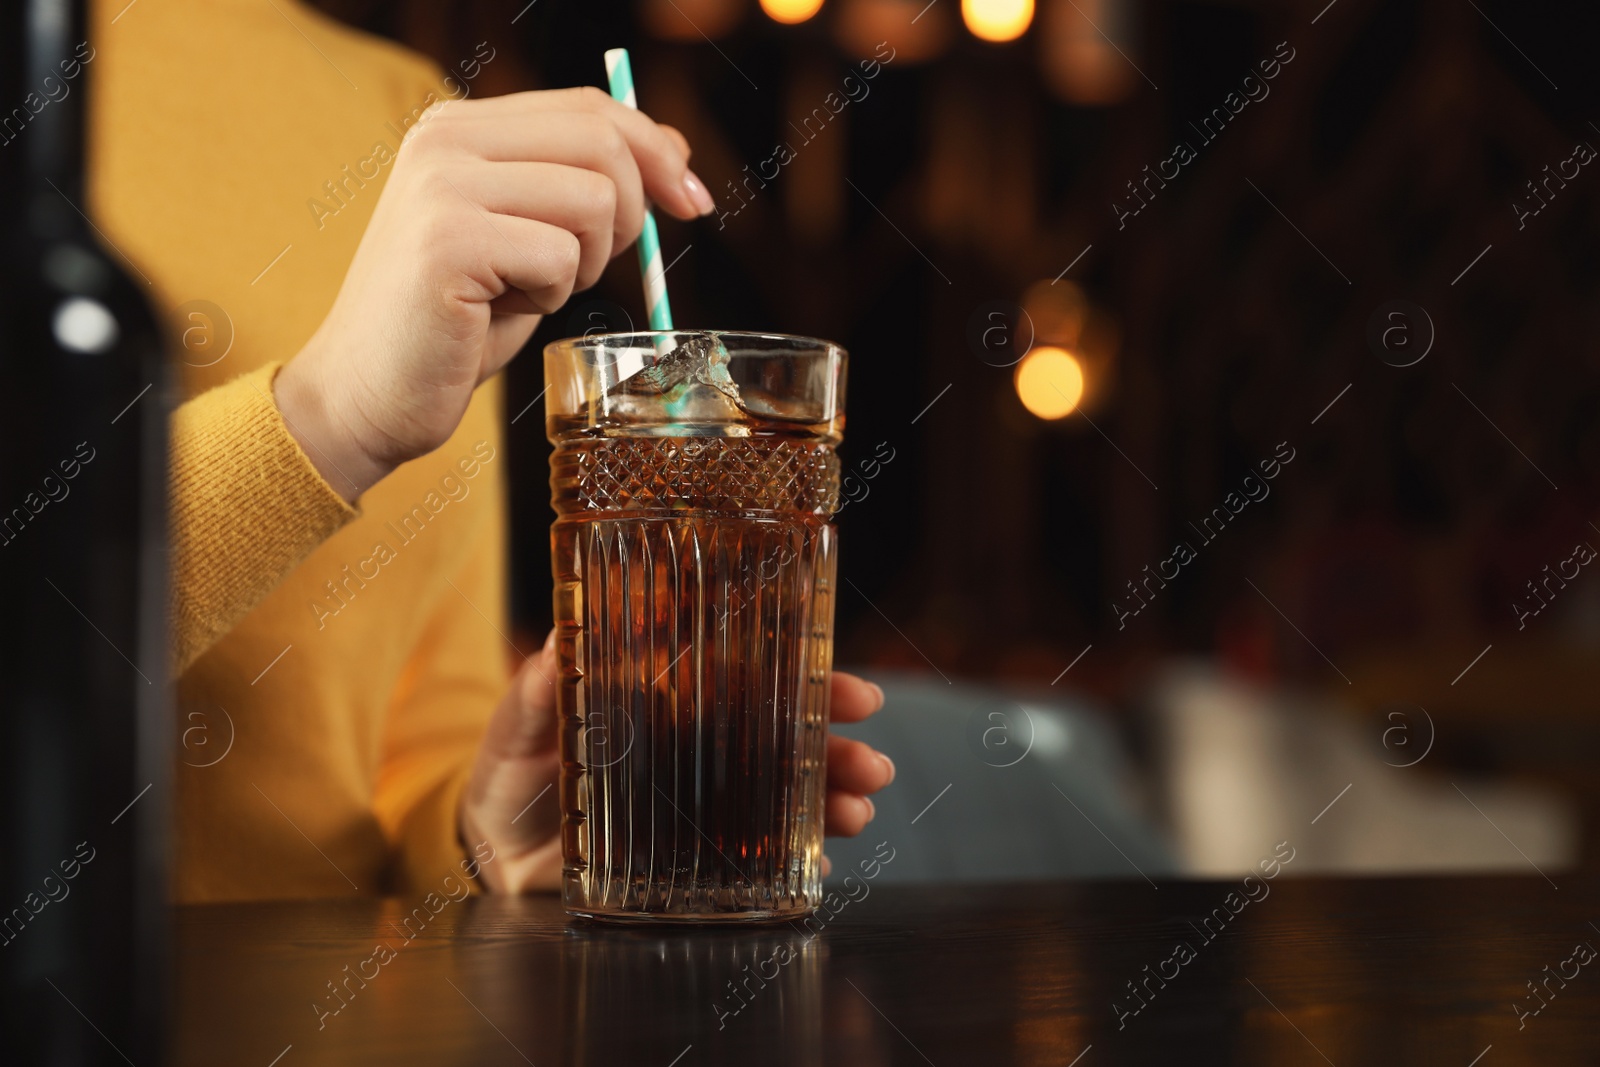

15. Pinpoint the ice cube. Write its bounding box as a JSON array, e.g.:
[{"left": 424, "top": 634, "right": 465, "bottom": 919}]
[
  {"left": 602, "top": 332, "right": 819, "bottom": 427},
  {"left": 606, "top": 333, "right": 742, "bottom": 407}
]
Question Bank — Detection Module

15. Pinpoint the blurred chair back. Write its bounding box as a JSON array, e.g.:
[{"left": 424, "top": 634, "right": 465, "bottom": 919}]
[{"left": 824, "top": 673, "right": 1175, "bottom": 885}]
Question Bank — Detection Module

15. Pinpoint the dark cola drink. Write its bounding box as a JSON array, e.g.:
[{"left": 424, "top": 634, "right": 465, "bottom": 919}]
[{"left": 546, "top": 332, "right": 845, "bottom": 921}]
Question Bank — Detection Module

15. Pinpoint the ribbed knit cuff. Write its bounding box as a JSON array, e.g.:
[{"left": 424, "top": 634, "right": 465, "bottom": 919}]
[{"left": 169, "top": 361, "right": 358, "bottom": 675}]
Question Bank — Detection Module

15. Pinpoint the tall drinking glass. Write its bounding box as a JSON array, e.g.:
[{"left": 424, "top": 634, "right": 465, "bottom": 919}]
[{"left": 545, "top": 331, "right": 846, "bottom": 922}]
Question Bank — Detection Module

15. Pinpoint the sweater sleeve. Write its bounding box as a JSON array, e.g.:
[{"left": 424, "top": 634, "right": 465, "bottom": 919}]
[
  {"left": 371, "top": 435, "right": 509, "bottom": 894},
  {"left": 169, "top": 361, "right": 358, "bottom": 675}
]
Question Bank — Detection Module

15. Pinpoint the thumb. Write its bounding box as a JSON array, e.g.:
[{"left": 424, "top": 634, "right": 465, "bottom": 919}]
[
  {"left": 481, "top": 638, "right": 558, "bottom": 762},
  {"left": 463, "top": 635, "right": 561, "bottom": 863}
]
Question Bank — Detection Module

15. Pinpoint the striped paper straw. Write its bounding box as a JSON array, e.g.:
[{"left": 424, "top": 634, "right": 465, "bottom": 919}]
[{"left": 603, "top": 48, "right": 674, "bottom": 332}]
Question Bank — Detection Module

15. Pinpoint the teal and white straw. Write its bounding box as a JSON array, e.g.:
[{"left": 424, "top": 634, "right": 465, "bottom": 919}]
[{"left": 604, "top": 48, "right": 674, "bottom": 332}]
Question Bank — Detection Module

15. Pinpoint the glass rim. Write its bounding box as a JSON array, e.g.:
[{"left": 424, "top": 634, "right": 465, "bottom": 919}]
[{"left": 546, "top": 329, "right": 845, "bottom": 354}]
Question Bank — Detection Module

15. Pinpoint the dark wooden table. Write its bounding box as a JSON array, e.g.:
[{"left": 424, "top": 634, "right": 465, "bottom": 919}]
[{"left": 177, "top": 876, "right": 1600, "bottom": 1065}]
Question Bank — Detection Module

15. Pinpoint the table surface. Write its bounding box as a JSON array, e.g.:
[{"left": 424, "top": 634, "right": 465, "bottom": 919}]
[{"left": 176, "top": 875, "right": 1600, "bottom": 1066}]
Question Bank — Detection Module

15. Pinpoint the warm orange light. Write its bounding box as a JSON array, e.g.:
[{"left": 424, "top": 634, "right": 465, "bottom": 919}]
[
  {"left": 835, "top": 0, "right": 954, "bottom": 64},
  {"left": 762, "top": 0, "right": 825, "bottom": 23},
  {"left": 640, "top": 0, "right": 743, "bottom": 41},
  {"left": 1015, "top": 346, "right": 1084, "bottom": 419},
  {"left": 1040, "top": 0, "right": 1139, "bottom": 104},
  {"left": 962, "top": 0, "right": 1034, "bottom": 42}
]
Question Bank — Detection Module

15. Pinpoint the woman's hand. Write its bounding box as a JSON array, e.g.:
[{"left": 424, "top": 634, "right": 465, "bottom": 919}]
[
  {"left": 275, "top": 87, "right": 716, "bottom": 501},
  {"left": 460, "top": 632, "right": 896, "bottom": 893}
]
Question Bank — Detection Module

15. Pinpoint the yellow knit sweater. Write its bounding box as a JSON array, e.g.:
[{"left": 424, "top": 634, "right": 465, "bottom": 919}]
[{"left": 90, "top": 0, "right": 508, "bottom": 900}]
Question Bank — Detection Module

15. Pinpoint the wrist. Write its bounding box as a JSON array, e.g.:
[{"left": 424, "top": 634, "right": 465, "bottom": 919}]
[{"left": 273, "top": 350, "right": 396, "bottom": 503}]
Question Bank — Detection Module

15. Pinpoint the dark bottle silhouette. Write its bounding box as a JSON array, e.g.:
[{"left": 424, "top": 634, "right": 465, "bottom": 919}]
[{"left": 0, "top": 1, "right": 170, "bottom": 1062}]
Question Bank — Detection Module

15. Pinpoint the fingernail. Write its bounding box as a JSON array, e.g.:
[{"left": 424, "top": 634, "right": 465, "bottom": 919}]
[
  {"left": 543, "top": 628, "right": 556, "bottom": 652},
  {"left": 878, "top": 753, "right": 895, "bottom": 785},
  {"left": 865, "top": 681, "right": 886, "bottom": 711},
  {"left": 682, "top": 170, "right": 716, "bottom": 216},
  {"left": 863, "top": 796, "right": 876, "bottom": 820}
]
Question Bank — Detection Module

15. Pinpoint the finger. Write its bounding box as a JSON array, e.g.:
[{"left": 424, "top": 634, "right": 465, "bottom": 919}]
[
  {"left": 825, "top": 792, "right": 874, "bottom": 838},
  {"left": 455, "top": 160, "right": 618, "bottom": 290},
  {"left": 483, "top": 307, "right": 542, "bottom": 357},
  {"left": 829, "top": 672, "right": 885, "bottom": 723},
  {"left": 821, "top": 854, "right": 833, "bottom": 878},
  {"left": 452, "top": 89, "right": 711, "bottom": 219},
  {"left": 469, "top": 212, "right": 581, "bottom": 317},
  {"left": 431, "top": 110, "right": 647, "bottom": 247},
  {"left": 827, "top": 735, "right": 895, "bottom": 795},
  {"left": 480, "top": 643, "right": 558, "bottom": 761},
  {"left": 468, "top": 640, "right": 562, "bottom": 854},
  {"left": 659, "top": 123, "right": 691, "bottom": 160},
  {"left": 486, "top": 290, "right": 546, "bottom": 319}
]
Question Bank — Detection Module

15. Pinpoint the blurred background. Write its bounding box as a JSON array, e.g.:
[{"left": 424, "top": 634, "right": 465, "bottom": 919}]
[{"left": 314, "top": 0, "right": 1600, "bottom": 878}]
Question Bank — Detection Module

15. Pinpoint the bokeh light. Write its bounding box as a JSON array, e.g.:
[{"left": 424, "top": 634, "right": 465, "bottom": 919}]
[
  {"left": 762, "top": 0, "right": 825, "bottom": 23},
  {"left": 1021, "top": 279, "right": 1089, "bottom": 347},
  {"left": 1015, "top": 346, "right": 1084, "bottom": 419},
  {"left": 1041, "top": 0, "right": 1140, "bottom": 104},
  {"left": 835, "top": 0, "right": 955, "bottom": 63},
  {"left": 639, "top": 0, "right": 743, "bottom": 41},
  {"left": 962, "top": 0, "right": 1034, "bottom": 43}
]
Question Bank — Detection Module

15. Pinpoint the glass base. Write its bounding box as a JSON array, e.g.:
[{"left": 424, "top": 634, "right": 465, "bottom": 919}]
[{"left": 565, "top": 904, "right": 817, "bottom": 925}]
